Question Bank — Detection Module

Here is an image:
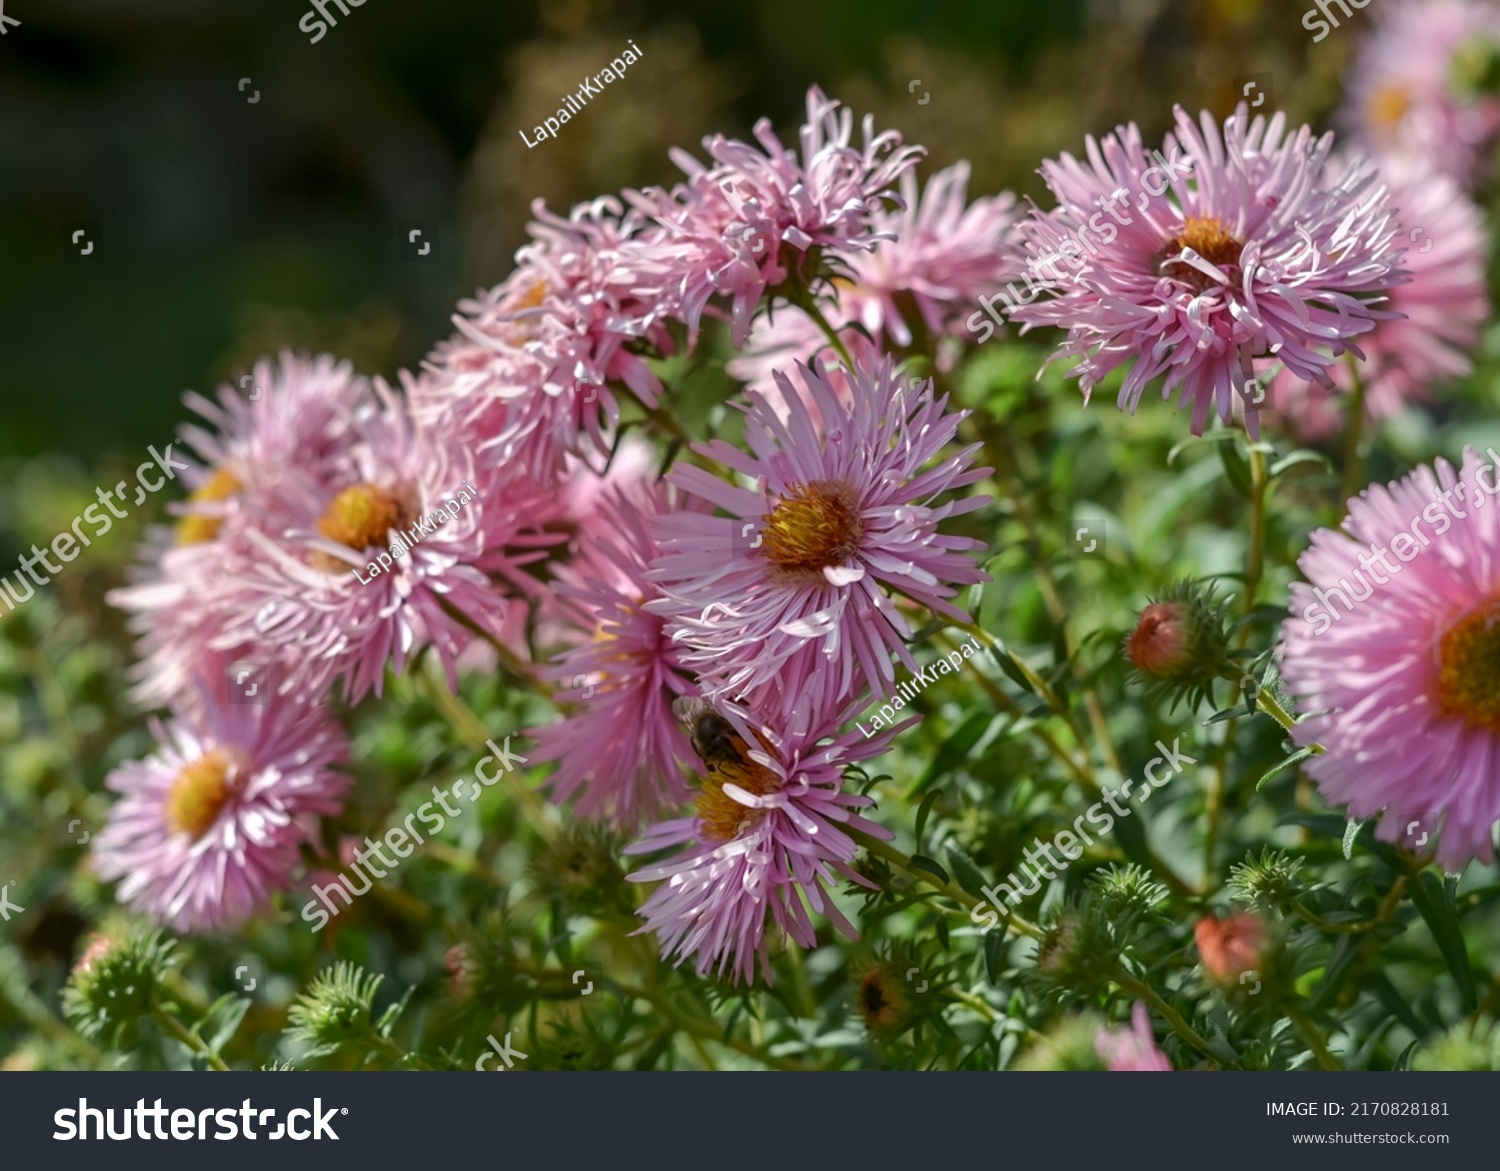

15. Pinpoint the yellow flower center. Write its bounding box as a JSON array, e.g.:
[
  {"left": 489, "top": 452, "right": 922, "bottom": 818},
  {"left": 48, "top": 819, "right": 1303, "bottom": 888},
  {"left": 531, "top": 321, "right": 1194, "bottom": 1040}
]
[
  {"left": 164, "top": 749, "right": 238, "bottom": 840},
  {"left": 175, "top": 467, "right": 242, "bottom": 546},
  {"left": 1158, "top": 216, "right": 1244, "bottom": 293},
  {"left": 1436, "top": 599, "right": 1500, "bottom": 732},
  {"left": 1368, "top": 83, "right": 1412, "bottom": 132},
  {"left": 496, "top": 279, "right": 551, "bottom": 345},
  {"left": 695, "top": 756, "right": 782, "bottom": 842},
  {"left": 309, "top": 482, "right": 411, "bottom": 573},
  {"left": 760, "top": 480, "right": 864, "bottom": 585}
]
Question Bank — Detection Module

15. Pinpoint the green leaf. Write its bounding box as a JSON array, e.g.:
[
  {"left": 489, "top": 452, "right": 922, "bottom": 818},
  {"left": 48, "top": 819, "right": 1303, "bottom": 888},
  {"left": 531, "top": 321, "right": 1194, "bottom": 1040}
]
[
  {"left": 993, "top": 649, "right": 1036, "bottom": 695},
  {"left": 1269, "top": 449, "right": 1334, "bottom": 478},
  {"left": 1219, "top": 439, "right": 1254, "bottom": 498},
  {"left": 1367, "top": 971, "right": 1427, "bottom": 1039},
  {"left": 199, "top": 994, "right": 251, "bottom": 1055},
  {"left": 914, "top": 788, "right": 944, "bottom": 854},
  {"left": 909, "top": 854, "right": 951, "bottom": 886},
  {"left": 1408, "top": 871, "right": 1478, "bottom": 1013},
  {"left": 376, "top": 985, "right": 416, "bottom": 1039},
  {"left": 907, "top": 711, "right": 993, "bottom": 798},
  {"left": 945, "top": 844, "right": 988, "bottom": 899},
  {"left": 1166, "top": 429, "right": 1241, "bottom": 468},
  {"left": 1257, "top": 746, "right": 1315, "bottom": 791},
  {"left": 935, "top": 915, "right": 950, "bottom": 951},
  {"left": 1342, "top": 820, "right": 1362, "bottom": 861},
  {"left": 983, "top": 924, "right": 1007, "bottom": 984}
]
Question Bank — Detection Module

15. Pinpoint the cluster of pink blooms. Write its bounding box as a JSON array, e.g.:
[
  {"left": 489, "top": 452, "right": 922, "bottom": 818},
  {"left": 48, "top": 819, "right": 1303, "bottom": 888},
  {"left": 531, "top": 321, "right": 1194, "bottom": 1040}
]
[
  {"left": 94, "top": 88, "right": 998, "bottom": 985},
  {"left": 92, "top": 27, "right": 1500, "bottom": 991}
]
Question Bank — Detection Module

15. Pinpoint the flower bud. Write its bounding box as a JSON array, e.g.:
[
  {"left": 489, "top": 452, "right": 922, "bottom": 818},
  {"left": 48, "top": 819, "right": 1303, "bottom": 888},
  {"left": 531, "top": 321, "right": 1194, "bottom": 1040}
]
[
  {"left": 1125, "top": 579, "right": 1232, "bottom": 710},
  {"left": 1194, "top": 911, "right": 1265, "bottom": 981}
]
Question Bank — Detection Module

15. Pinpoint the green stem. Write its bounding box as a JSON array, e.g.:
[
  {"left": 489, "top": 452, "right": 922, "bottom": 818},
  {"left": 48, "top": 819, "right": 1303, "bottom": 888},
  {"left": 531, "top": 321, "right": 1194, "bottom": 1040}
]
[
  {"left": 798, "top": 296, "right": 857, "bottom": 370},
  {"left": 152, "top": 1006, "right": 230, "bottom": 1071},
  {"left": 435, "top": 597, "right": 555, "bottom": 698},
  {"left": 1114, "top": 973, "right": 1227, "bottom": 1066},
  {"left": 1245, "top": 446, "right": 1269, "bottom": 618},
  {"left": 846, "top": 826, "right": 1044, "bottom": 940},
  {"left": 420, "top": 669, "right": 559, "bottom": 844},
  {"left": 1288, "top": 1006, "right": 1343, "bottom": 1070},
  {"left": 935, "top": 631, "right": 1094, "bottom": 791}
]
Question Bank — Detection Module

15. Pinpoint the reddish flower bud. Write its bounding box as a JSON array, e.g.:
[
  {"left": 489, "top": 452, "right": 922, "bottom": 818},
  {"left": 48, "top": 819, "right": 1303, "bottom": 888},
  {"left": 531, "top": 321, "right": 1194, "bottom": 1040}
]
[
  {"left": 1194, "top": 912, "right": 1265, "bottom": 981},
  {"left": 1128, "top": 602, "right": 1193, "bottom": 677},
  {"left": 1124, "top": 579, "right": 1232, "bottom": 710}
]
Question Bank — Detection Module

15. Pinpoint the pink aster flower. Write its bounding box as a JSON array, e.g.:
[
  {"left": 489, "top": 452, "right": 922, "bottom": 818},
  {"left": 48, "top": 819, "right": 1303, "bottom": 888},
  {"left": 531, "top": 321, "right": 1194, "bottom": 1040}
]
[
  {"left": 1340, "top": 0, "right": 1500, "bottom": 188},
  {"left": 1011, "top": 105, "right": 1407, "bottom": 436},
  {"left": 625, "top": 86, "right": 924, "bottom": 347},
  {"left": 210, "top": 380, "right": 538, "bottom": 704},
  {"left": 1278, "top": 448, "right": 1500, "bottom": 870},
  {"left": 413, "top": 197, "right": 674, "bottom": 485},
  {"left": 1264, "top": 165, "right": 1489, "bottom": 439},
  {"left": 527, "top": 483, "right": 702, "bottom": 831},
  {"left": 92, "top": 692, "right": 350, "bottom": 933},
  {"left": 624, "top": 693, "right": 902, "bottom": 985},
  {"left": 728, "top": 162, "right": 1022, "bottom": 398},
  {"left": 1095, "top": 1002, "right": 1173, "bottom": 1071},
  {"left": 649, "top": 354, "right": 991, "bottom": 708},
  {"left": 110, "top": 354, "right": 368, "bottom": 713}
]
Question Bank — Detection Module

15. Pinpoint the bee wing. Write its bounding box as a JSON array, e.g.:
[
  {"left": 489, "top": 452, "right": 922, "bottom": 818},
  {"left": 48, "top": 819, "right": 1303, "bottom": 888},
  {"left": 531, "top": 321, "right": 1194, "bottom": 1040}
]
[{"left": 672, "top": 696, "right": 712, "bottom": 730}]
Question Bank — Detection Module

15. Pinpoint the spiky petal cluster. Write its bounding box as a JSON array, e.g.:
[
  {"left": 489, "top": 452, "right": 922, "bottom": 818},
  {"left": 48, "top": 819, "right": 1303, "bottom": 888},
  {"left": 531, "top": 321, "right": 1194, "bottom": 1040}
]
[
  {"left": 649, "top": 354, "right": 991, "bottom": 711},
  {"left": 1277, "top": 449, "right": 1500, "bottom": 870},
  {"left": 624, "top": 693, "right": 901, "bottom": 985},
  {"left": 727, "top": 162, "right": 1022, "bottom": 404},
  {"left": 110, "top": 355, "right": 371, "bottom": 713},
  {"left": 528, "top": 483, "right": 704, "bottom": 831},
  {"left": 1011, "top": 105, "right": 1407, "bottom": 436},
  {"left": 414, "top": 198, "right": 675, "bottom": 485},
  {"left": 625, "top": 85, "right": 925, "bottom": 346},
  {"left": 1266, "top": 165, "right": 1490, "bottom": 437},
  {"left": 92, "top": 693, "right": 350, "bottom": 933}
]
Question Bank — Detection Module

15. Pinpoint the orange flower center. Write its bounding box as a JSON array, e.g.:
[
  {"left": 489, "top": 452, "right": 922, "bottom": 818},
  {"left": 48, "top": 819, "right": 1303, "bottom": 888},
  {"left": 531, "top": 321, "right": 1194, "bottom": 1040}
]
[
  {"left": 1436, "top": 599, "right": 1500, "bottom": 732},
  {"left": 1368, "top": 83, "right": 1413, "bottom": 133},
  {"left": 760, "top": 480, "right": 864, "bottom": 584},
  {"left": 309, "top": 482, "right": 412, "bottom": 573},
  {"left": 175, "top": 467, "right": 242, "bottom": 546},
  {"left": 164, "top": 748, "right": 238, "bottom": 840},
  {"left": 496, "top": 279, "right": 551, "bottom": 344},
  {"left": 1158, "top": 216, "right": 1244, "bottom": 294},
  {"left": 858, "top": 967, "right": 908, "bottom": 1033},
  {"left": 695, "top": 756, "right": 782, "bottom": 842}
]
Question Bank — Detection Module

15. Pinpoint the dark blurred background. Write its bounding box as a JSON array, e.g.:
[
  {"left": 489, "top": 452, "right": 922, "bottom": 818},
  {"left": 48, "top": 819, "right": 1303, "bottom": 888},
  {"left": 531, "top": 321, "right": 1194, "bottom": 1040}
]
[{"left": 0, "top": 0, "right": 1340, "bottom": 467}]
